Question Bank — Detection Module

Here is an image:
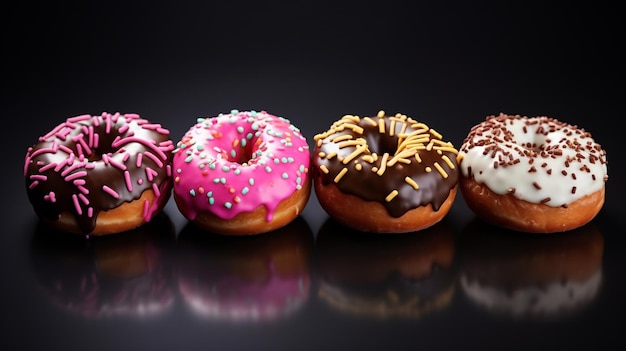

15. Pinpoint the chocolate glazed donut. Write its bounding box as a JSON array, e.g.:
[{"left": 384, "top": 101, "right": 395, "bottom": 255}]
[
  {"left": 24, "top": 112, "right": 174, "bottom": 235},
  {"left": 312, "top": 111, "right": 459, "bottom": 233}
]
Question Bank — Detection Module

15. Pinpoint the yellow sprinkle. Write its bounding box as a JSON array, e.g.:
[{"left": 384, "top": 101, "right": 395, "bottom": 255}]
[
  {"left": 371, "top": 167, "right": 378, "bottom": 173},
  {"left": 343, "top": 145, "right": 367, "bottom": 164},
  {"left": 372, "top": 153, "right": 378, "bottom": 161},
  {"left": 342, "top": 114, "right": 360, "bottom": 122},
  {"left": 334, "top": 167, "right": 348, "bottom": 183},
  {"left": 425, "top": 166, "right": 432, "bottom": 172},
  {"left": 399, "top": 121, "right": 408, "bottom": 136},
  {"left": 433, "top": 162, "right": 448, "bottom": 178},
  {"left": 433, "top": 146, "right": 459, "bottom": 154},
  {"left": 385, "top": 190, "right": 399, "bottom": 202},
  {"left": 377, "top": 110, "right": 385, "bottom": 118},
  {"left": 326, "top": 152, "right": 337, "bottom": 159},
  {"left": 355, "top": 163, "right": 362, "bottom": 171},
  {"left": 405, "top": 177, "right": 419, "bottom": 190},
  {"left": 344, "top": 123, "right": 364, "bottom": 134},
  {"left": 411, "top": 123, "right": 429, "bottom": 131},
  {"left": 363, "top": 117, "right": 378, "bottom": 126},
  {"left": 330, "top": 134, "right": 353, "bottom": 143},
  {"left": 319, "top": 165, "right": 330, "bottom": 174},
  {"left": 362, "top": 155, "right": 375, "bottom": 163},
  {"left": 389, "top": 119, "right": 396, "bottom": 136},
  {"left": 377, "top": 153, "right": 389, "bottom": 176},
  {"left": 318, "top": 152, "right": 326, "bottom": 158},
  {"left": 430, "top": 128, "right": 443, "bottom": 139},
  {"left": 378, "top": 118, "right": 385, "bottom": 134},
  {"left": 456, "top": 154, "right": 465, "bottom": 163},
  {"left": 441, "top": 155, "right": 456, "bottom": 169},
  {"left": 426, "top": 140, "right": 435, "bottom": 151},
  {"left": 337, "top": 139, "right": 366, "bottom": 149},
  {"left": 415, "top": 153, "right": 422, "bottom": 163}
]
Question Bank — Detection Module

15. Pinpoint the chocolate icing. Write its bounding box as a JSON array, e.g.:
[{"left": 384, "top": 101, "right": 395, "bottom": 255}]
[
  {"left": 313, "top": 113, "right": 459, "bottom": 217},
  {"left": 25, "top": 113, "right": 174, "bottom": 233}
]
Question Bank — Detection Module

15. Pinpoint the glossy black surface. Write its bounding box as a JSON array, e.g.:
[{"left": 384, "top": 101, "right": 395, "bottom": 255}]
[{"left": 3, "top": 2, "right": 624, "bottom": 350}]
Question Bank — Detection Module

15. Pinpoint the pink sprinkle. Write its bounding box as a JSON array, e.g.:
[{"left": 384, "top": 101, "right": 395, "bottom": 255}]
[
  {"left": 88, "top": 126, "right": 94, "bottom": 147},
  {"left": 27, "top": 146, "right": 57, "bottom": 159},
  {"left": 102, "top": 153, "right": 110, "bottom": 164},
  {"left": 38, "top": 163, "right": 57, "bottom": 172},
  {"left": 166, "top": 164, "right": 172, "bottom": 176},
  {"left": 72, "top": 194, "right": 83, "bottom": 215},
  {"left": 61, "top": 161, "right": 85, "bottom": 176},
  {"left": 122, "top": 152, "right": 130, "bottom": 162},
  {"left": 54, "top": 159, "right": 69, "bottom": 172},
  {"left": 112, "top": 136, "right": 167, "bottom": 159},
  {"left": 76, "top": 184, "right": 90, "bottom": 194},
  {"left": 152, "top": 183, "right": 161, "bottom": 197},
  {"left": 65, "top": 171, "right": 87, "bottom": 182},
  {"left": 75, "top": 143, "right": 83, "bottom": 157},
  {"left": 143, "top": 151, "right": 164, "bottom": 168},
  {"left": 93, "top": 133, "right": 99, "bottom": 148},
  {"left": 44, "top": 192, "right": 56, "bottom": 202},
  {"left": 108, "top": 157, "right": 127, "bottom": 171},
  {"left": 142, "top": 199, "right": 150, "bottom": 219},
  {"left": 145, "top": 167, "right": 158, "bottom": 181},
  {"left": 87, "top": 207, "right": 94, "bottom": 218},
  {"left": 157, "top": 127, "right": 170, "bottom": 135},
  {"left": 102, "top": 185, "right": 119, "bottom": 199},
  {"left": 136, "top": 153, "right": 143, "bottom": 167},
  {"left": 105, "top": 113, "right": 112, "bottom": 134},
  {"left": 67, "top": 114, "right": 91, "bottom": 123},
  {"left": 92, "top": 115, "right": 100, "bottom": 126},
  {"left": 124, "top": 171, "right": 133, "bottom": 191},
  {"left": 137, "top": 178, "right": 143, "bottom": 185},
  {"left": 30, "top": 174, "right": 47, "bottom": 181},
  {"left": 29, "top": 180, "right": 39, "bottom": 189},
  {"left": 58, "top": 144, "right": 74, "bottom": 154},
  {"left": 78, "top": 193, "right": 89, "bottom": 205},
  {"left": 118, "top": 123, "right": 130, "bottom": 134}
]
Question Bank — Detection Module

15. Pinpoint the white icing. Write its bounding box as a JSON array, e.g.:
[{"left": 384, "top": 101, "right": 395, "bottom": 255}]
[
  {"left": 459, "top": 114, "right": 608, "bottom": 206},
  {"left": 460, "top": 271, "right": 602, "bottom": 316}
]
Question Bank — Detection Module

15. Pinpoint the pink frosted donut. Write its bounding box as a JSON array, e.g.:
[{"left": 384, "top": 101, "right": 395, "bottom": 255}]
[
  {"left": 24, "top": 112, "right": 174, "bottom": 236},
  {"left": 172, "top": 110, "right": 311, "bottom": 235}
]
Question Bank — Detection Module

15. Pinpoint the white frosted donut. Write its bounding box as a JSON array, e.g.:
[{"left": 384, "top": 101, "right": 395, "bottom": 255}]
[{"left": 458, "top": 113, "right": 608, "bottom": 233}]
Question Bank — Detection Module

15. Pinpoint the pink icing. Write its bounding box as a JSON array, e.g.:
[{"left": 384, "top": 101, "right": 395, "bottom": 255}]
[{"left": 172, "top": 110, "right": 310, "bottom": 222}]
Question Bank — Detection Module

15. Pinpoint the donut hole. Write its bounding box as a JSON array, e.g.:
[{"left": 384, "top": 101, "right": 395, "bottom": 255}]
[
  {"left": 227, "top": 143, "right": 256, "bottom": 165},
  {"left": 366, "top": 133, "right": 399, "bottom": 156}
]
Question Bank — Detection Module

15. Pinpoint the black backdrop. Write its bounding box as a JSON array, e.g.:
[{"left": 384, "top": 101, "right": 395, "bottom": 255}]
[{"left": 3, "top": 1, "right": 624, "bottom": 350}]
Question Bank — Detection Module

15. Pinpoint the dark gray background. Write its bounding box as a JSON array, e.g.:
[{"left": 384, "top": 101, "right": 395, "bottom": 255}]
[{"left": 3, "top": 1, "right": 624, "bottom": 350}]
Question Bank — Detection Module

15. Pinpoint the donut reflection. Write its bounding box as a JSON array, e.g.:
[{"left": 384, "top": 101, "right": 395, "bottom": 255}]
[
  {"left": 458, "top": 219, "right": 604, "bottom": 319},
  {"left": 316, "top": 218, "right": 457, "bottom": 319},
  {"left": 176, "top": 216, "right": 313, "bottom": 323},
  {"left": 29, "top": 213, "right": 176, "bottom": 319}
]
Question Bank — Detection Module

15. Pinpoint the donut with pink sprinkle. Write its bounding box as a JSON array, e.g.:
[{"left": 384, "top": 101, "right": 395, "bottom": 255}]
[{"left": 24, "top": 112, "right": 174, "bottom": 236}]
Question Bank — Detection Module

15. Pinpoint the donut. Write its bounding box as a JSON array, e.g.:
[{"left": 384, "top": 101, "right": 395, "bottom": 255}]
[
  {"left": 30, "top": 213, "right": 176, "bottom": 318},
  {"left": 176, "top": 216, "right": 313, "bottom": 322},
  {"left": 24, "top": 112, "right": 174, "bottom": 236},
  {"left": 172, "top": 110, "right": 311, "bottom": 235},
  {"left": 312, "top": 110, "right": 459, "bottom": 233},
  {"left": 458, "top": 113, "right": 608, "bottom": 233},
  {"left": 458, "top": 219, "right": 603, "bottom": 318},
  {"left": 316, "top": 218, "right": 457, "bottom": 319}
]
